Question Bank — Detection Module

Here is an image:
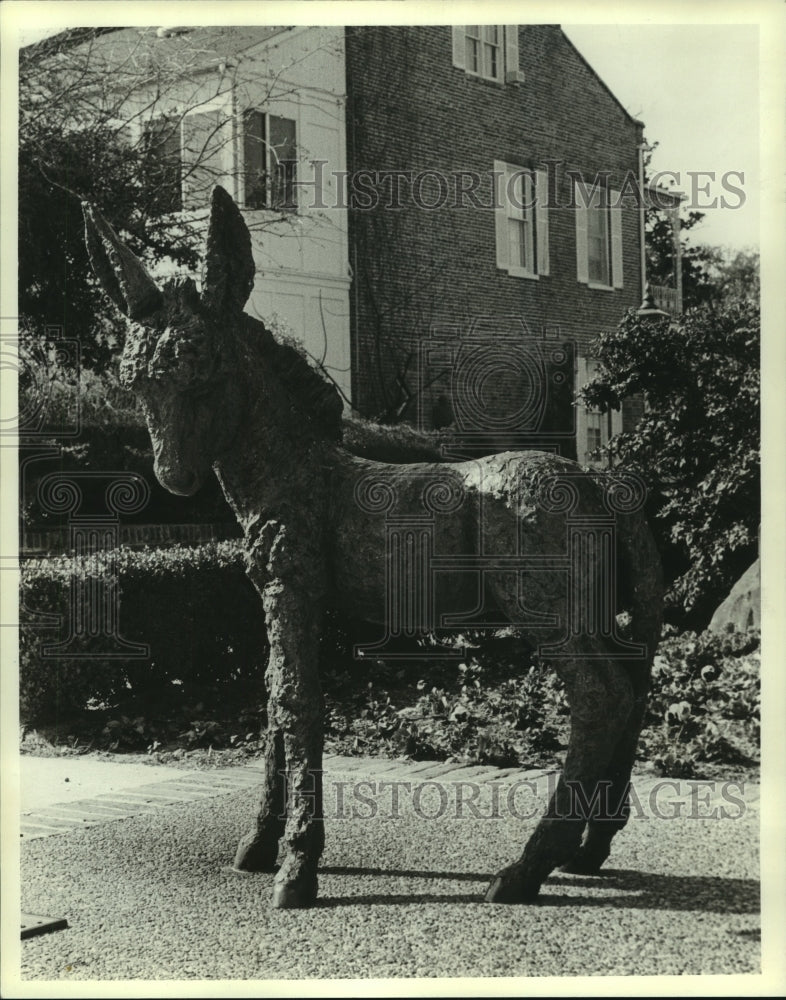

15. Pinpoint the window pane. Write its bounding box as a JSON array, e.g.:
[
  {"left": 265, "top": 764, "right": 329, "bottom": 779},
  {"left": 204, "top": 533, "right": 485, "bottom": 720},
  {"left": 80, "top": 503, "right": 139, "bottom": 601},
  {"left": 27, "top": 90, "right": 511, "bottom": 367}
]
[
  {"left": 142, "top": 116, "right": 182, "bottom": 214},
  {"left": 506, "top": 170, "right": 520, "bottom": 218},
  {"left": 269, "top": 115, "right": 297, "bottom": 210},
  {"left": 485, "top": 43, "right": 498, "bottom": 79},
  {"left": 587, "top": 426, "right": 602, "bottom": 455},
  {"left": 587, "top": 412, "right": 603, "bottom": 456},
  {"left": 465, "top": 36, "right": 479, "bottom": 73},
  {"left": 506, "top": 169, "right": 531, "bottom": 220},
  {"left": 587, "top": 205, "right": 609, "bottom": 284},
  {"left": 243, "top": 110, "right": 267, "bottom": 208},
  {"left": 483, "top": 25, "right": 499, "bottom": 43},
  {"left": 508, "top": 218, "right": 528, "bottom": 269},
  {"left": 182, "top": 110, "right": 225, "bottom": 211}
]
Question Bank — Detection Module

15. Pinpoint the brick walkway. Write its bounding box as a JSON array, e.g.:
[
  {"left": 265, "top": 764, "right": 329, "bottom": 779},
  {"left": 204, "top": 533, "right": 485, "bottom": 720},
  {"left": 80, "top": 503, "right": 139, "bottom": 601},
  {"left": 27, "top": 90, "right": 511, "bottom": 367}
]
[{"left": 20, "top": 754, "right": 756, "bottom": 841}]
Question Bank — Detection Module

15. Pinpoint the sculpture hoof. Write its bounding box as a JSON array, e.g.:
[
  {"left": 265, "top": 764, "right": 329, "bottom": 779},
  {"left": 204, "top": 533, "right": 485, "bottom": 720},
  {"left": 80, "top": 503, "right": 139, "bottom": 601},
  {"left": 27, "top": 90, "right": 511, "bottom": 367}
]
[
  {"left": 559, "top": 858, "right": 602, "bottom": 875},
  {"left": 483, "top": 874, "right": 541, "bottom": 905},
  {"left": 233, "top": 832, "right": 280, "bottom": 873},
  {"left": 560, "top": 847, "right": 609, "bottom": 876},
  {"left": 271, "top": 877, "right": 318, "bottom": 909}
]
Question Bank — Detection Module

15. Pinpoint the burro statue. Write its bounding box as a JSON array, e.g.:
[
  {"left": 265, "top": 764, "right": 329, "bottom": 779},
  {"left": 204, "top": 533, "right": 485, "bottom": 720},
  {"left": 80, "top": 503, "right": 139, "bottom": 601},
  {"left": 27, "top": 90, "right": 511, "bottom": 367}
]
[{"left": 83, "top": 186, "right": 663, "bottom": 909}]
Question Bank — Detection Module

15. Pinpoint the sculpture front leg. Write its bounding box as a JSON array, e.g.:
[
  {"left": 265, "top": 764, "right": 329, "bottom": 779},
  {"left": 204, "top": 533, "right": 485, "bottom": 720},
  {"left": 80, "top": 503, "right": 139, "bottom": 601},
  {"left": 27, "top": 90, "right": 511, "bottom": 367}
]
[
  {"left": 245, "top": 518, "right": 325, "bottom": 908},
  {"left": 265, "top": 580, "right": 325, "bottom": 909},
  {"left": 233, "top": 726, "right": 286, "bottom": 872}
]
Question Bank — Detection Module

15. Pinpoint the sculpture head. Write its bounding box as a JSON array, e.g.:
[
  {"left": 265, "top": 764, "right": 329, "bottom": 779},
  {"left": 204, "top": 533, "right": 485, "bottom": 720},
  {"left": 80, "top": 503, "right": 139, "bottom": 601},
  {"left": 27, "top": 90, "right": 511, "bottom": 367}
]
[{"left": 83, "top": 187, "right": 254, "bottom": 495}]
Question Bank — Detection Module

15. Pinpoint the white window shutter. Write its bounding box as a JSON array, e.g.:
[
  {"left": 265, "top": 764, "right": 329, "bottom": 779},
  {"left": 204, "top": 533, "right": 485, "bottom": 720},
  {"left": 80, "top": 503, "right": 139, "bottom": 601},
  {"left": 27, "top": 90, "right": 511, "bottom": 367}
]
[
  {"left": 504, "top": 26, "right": 524, "bottom": 83},
  {"left": 611, "top": 405, "right": 623, "bottom": 439},
  {"left": 575, "top": 182, "right": 589, "bottom": 284},
  {"left": 523, "top": 171, "right": 535, "bottom": 270},
  {"left": 535, "top": 168, "right": 549, "bottom": 276},
  {"left": 452, "top": 27, "right": 466, "bottom": 70},
  {"left": 494, "top": 160, "right": 508, "bottom": 270},
  {"left": 610, "top": 193, "right": 624, "bottom": 288},
  {"left": 575, "top": 356, "right": 589, "bottom": 465}
]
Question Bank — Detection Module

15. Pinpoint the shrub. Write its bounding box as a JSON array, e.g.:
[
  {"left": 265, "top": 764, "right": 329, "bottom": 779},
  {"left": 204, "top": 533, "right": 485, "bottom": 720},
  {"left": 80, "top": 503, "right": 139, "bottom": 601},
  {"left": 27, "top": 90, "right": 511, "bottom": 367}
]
[
  {"left": 641, "top": 626, "right": 760, "bottom": 777},
  {"left": 397, "top": 658, "right": 567, "bottom": 766},
  {"left": 322, "top": 632, "right": 570, "bottom": 768},
  {"left": 20, "top": 541, "right": 266, "bottom": 725},
  {"left": 581, "top": 301, "right": 759, "bottom": 630},
  {"left": 322, "top": 626, "right": 761, "bottom": 776},
  {"left": 18, "top": 348, "right": 236, "bottom": 530}
]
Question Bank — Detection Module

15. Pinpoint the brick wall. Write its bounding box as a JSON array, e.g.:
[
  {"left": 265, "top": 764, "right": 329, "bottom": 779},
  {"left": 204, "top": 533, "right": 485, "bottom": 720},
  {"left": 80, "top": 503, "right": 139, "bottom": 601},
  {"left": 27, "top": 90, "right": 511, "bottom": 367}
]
[{"left": 346, "top": 25, "right": 644, "bottom": 451}]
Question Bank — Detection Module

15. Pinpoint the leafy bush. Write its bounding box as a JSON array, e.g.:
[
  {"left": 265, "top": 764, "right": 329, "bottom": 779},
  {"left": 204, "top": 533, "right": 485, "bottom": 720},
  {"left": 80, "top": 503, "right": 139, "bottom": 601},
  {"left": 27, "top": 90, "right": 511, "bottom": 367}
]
[
  {"left": 582, "top": 299, "right": 759, "bottom": 629},
  {"left": 20, "top": 541, "right": 265, "bottom": 725},
  {"left": 322, "top": 632, "right": 570, "bottom": 769},
  {"left": 398, "top": 659, "right": 567, "bottom": 766},
  {"left": 18, "top": 345, "right": 235, "bottom": 530},
  {"left": 323, "top": 626, "right": 760, "bottom": 777},
  {"left": 641, "top": 626, "right": 760, "bottom": 777}
]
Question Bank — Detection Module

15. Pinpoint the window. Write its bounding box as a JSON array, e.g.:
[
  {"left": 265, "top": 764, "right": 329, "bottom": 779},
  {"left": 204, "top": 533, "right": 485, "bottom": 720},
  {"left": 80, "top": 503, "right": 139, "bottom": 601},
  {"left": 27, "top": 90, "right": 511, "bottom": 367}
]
[
  {"left": 494, "top": 161, "right": 549, "bottom": 278},
  {"left": 586, "top": 187, "right": 610, "bottom": 285},
  {"left": 465, "top": 26, "right": 502, "bottom": 81},
  {"left": 243, "top": 111, "right": 297, "bottom": 211},
  {"left": 576, "top": 358, "right": 622, "bottom": 466},
  {"left": 142, "top": 116, "right": 182, "bottom": 214},
  {"left": 141, "top": 108, "right": 232, "bottom": 215},
  {"left": 452, "top": 26, "right": 525, "bottom": 84},
  {"left": 586, "top": 411, "right": 603, "bottom": 457},
  {"left": 574, "top": 179, "right": 624, "bottom": 289}
]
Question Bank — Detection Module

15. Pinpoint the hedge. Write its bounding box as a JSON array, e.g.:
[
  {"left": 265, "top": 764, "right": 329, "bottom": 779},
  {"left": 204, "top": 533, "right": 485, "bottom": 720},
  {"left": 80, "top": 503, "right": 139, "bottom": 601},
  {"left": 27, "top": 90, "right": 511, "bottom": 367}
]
[
  {"left": 20, "top": 543, "right": 760, "bottom": 778},
  {"left": 20, "top": 541, "right": 266, "bottom": 724}
]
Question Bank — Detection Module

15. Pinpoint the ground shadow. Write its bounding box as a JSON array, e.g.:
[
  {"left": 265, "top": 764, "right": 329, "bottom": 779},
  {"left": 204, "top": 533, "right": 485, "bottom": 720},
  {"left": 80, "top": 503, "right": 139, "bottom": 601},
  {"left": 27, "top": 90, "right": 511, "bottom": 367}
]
[
  {"left": 319, "top": 865, "right": 489, "bottom": 882},
  {"left": 317, "top": 865, "right": 759, "bottom": 914}
]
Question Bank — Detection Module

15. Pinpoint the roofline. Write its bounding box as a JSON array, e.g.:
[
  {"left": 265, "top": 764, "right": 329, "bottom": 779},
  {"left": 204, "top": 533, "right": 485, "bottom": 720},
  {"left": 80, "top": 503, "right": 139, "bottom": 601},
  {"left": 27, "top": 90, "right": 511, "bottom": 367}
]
[
  {"left": 20, "top": 24, "right": 293, "bottom": 62},
  {"left": 558, "top": 27, "right": 645, "bottom": 130},
  {"left": 20, "top": 26, "right": 126, "bottom": 58},
  {"left": 645, "top": 183, "right": 687, "bottom": 206}
]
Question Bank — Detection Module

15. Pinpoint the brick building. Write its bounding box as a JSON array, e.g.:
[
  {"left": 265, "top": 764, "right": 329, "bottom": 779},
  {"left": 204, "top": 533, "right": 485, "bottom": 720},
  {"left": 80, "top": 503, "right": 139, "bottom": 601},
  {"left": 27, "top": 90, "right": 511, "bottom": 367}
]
[{"left": 346, "top": 24, "right": 659, "bottom": 462}]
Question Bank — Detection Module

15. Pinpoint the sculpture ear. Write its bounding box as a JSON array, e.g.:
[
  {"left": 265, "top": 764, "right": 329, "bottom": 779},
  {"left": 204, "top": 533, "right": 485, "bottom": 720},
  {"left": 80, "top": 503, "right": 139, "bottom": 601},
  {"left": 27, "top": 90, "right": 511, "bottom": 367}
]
[
  {"left": 82, "top": 203, "right": 163, "bottom": 321},
  {"left": 201, "top": 186, "right": 256, "bottom": 317}
]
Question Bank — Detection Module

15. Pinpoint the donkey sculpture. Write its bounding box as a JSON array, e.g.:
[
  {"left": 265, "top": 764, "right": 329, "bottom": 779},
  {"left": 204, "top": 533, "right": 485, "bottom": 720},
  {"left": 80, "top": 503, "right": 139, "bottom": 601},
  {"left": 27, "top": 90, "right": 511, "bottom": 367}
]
[{"left": 83, "top": 186, "right": 662, "bottom": 908}]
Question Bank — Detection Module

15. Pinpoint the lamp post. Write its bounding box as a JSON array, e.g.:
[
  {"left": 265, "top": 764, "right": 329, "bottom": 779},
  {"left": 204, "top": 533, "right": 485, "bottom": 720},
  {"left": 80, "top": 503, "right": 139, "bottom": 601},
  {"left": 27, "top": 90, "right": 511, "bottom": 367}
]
[{"left": 637, "top": 282, "right": 670, "bottom": 320}]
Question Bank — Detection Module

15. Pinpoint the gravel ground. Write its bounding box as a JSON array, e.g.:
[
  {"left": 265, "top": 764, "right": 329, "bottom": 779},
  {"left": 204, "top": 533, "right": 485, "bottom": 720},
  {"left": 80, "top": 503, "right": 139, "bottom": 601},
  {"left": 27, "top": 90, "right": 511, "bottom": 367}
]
[{"left": 15, "top": 766, "right": 762, "bottom": 984}]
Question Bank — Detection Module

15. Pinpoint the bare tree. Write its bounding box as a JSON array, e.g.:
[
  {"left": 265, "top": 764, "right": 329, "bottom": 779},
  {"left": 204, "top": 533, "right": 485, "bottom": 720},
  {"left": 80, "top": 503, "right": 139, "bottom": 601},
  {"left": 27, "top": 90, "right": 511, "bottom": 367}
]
[{"left": 20, "top": 25, "right": 345, "bottom": 370}]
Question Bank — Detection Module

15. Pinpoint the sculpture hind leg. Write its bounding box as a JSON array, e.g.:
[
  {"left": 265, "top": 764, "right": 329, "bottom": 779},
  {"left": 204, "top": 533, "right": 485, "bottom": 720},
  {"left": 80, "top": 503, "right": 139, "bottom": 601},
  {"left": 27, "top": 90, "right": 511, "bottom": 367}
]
[
  {"left": 560, "top": 682, "right": 647, "bottom": 875},
  {"left": 563, "top": 515, "right": 662, "bottom": 875},
  {"left": 485, "top": 652, "right": 634, "bottom": 903}
]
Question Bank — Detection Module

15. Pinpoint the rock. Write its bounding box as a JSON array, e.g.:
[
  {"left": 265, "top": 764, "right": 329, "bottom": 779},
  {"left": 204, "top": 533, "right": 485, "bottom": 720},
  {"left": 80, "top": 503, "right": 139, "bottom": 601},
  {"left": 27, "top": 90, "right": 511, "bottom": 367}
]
[{"left": 708, "top": 559, "right": 760, "bottom": 632}]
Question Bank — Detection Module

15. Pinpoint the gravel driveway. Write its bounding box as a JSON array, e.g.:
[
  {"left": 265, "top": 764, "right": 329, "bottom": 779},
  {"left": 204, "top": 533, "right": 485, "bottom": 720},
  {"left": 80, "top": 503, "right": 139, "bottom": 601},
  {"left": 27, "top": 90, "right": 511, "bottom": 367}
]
[{"left": 14, "top": 758, "right": 762, "bottom": 985}]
